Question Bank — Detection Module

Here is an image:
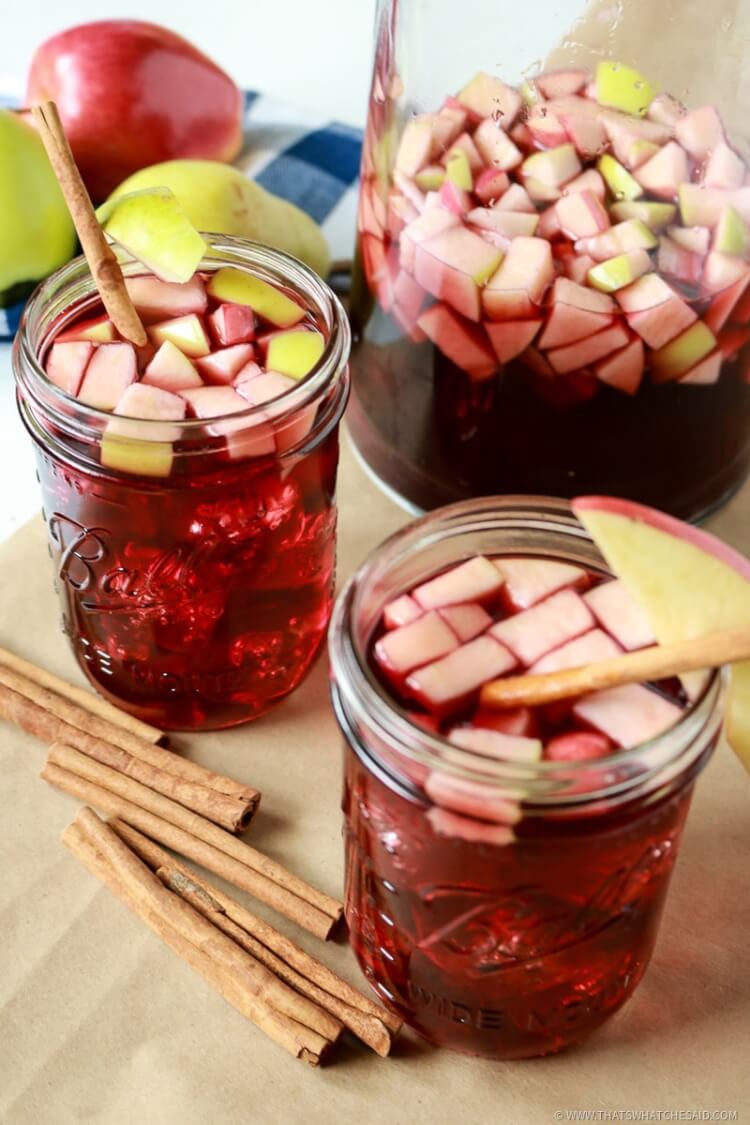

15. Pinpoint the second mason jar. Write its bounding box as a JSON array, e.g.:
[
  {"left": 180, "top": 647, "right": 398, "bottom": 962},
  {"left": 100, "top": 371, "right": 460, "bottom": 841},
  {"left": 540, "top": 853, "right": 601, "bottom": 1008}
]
[
  {"left": 14, "top": 238, "right": 350, "bottom": 731},
  {"left": 328, "top": 498, "right": 724, "bottom": 1058},
  {"left": 348, "top": 0, "right": 750, "bottom": 518}
]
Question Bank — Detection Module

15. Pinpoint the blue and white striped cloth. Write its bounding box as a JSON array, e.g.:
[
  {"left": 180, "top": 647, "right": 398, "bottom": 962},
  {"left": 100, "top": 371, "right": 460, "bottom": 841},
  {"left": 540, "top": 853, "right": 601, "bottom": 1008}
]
[{"left": 0, "top": 89, "right": 363, "bottom": 341}]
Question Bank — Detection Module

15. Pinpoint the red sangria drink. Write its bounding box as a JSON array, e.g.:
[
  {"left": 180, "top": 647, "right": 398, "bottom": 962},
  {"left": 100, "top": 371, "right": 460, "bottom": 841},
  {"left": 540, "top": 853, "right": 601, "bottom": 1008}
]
[
  {"left": 14, "top": 238, "right": 350, "bottom": 730},
  {"left": 328, "top": 498, "right": 724, "bottom": 1058},
  {"left": 349, "top": 56, "right": 750, "bottom": 517}
]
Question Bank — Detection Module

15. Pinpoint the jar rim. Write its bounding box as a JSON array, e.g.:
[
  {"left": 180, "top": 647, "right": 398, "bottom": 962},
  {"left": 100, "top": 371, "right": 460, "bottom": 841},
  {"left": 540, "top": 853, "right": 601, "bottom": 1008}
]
[
  {"left": 328, "top": 495, "right": 724, "bottom": 807},
  {"left": 13, "top": 236, "right": 351, "bottom": 448}
]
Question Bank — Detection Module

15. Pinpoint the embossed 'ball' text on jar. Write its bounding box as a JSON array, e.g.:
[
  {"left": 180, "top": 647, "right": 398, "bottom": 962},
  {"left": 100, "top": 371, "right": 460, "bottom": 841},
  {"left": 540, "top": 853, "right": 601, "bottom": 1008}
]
[
  {"left": 328, "top": 498, "right": 724, "bottom": 1059},
  {"left": 13, "top": 238, "right": 350, "bottom": 731}
]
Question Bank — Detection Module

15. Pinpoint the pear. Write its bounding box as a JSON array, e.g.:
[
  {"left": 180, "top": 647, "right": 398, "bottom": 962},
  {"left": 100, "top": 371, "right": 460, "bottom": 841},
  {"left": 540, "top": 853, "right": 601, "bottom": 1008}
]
[
  {"left": 97, "top": 188, "right": 208, "bottom": 283},
  {"left": 106, "top": 160, "right": 330, "bottom": 278},
  {"left": 0, "top": 109, "right": 76, "bottom": 298}
]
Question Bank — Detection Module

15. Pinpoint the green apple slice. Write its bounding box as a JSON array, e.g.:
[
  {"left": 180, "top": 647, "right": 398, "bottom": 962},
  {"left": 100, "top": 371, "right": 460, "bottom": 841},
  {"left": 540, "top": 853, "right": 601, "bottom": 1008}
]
[
  {"left": 98, "top": 188, "right": 208, "bottom": 284},
  {"left": 207, "top": 267, "right": 306, "bottom": 328},
  {"left": 596, "top": 61, "right": 655, "bottom": 118},
  {"left": 714, "top": 208, "right": 749, "bottom": 257},
  {"left": 266, "top": 328, "right": 326, "bottom": 379},
  {"left": 598, "top": 155, "right": 643, "bottom": 202},
  {"left": 445, "top": 149, "right": 473, "bottom": 191},
  {"left": 572, "top": 495, "right": 750, "bottom": 771}
]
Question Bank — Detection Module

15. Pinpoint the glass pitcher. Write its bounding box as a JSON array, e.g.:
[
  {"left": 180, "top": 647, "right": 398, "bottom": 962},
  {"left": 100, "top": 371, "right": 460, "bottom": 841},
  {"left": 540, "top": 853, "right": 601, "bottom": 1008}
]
[{"left": 348, "top": 0, "right": 750, "bottom": 518}]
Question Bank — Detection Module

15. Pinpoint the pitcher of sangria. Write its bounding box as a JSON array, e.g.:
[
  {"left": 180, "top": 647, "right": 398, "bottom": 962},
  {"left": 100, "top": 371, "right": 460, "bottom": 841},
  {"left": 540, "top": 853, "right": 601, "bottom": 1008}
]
[{"left": 348, "top": 0, "right": 750, "bottom": 518}]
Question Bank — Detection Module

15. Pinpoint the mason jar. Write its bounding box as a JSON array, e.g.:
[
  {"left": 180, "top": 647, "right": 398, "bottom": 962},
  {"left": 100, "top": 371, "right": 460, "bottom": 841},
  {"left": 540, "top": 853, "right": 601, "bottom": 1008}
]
[
  {"left": 14, "top": 237, "right": 350, "bottom": 731},
  {"left": 328, "top": 497, "right": 724, "bottom": 1058},
  {"left": 348, "top": 0, "right": 750, "bottom": 517}
]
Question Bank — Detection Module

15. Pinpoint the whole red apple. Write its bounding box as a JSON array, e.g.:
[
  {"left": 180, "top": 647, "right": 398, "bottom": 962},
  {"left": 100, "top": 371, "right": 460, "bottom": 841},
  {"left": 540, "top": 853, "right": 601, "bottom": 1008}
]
[{"left": 27, "top": 20, "right": 243, "bottom": 201}]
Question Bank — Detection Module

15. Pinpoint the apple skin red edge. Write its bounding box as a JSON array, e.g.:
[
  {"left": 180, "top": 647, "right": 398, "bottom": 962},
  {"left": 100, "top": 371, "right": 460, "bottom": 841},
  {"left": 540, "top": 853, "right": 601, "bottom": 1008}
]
[{"left": 572, "top": 495, "right": 750, "bottom": 583}]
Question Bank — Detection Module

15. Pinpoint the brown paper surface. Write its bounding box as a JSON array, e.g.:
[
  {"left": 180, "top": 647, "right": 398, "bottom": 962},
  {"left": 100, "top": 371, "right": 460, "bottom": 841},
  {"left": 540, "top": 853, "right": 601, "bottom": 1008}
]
[{"left": 1, "top": 433, "right": 748, "bottom": 1125}]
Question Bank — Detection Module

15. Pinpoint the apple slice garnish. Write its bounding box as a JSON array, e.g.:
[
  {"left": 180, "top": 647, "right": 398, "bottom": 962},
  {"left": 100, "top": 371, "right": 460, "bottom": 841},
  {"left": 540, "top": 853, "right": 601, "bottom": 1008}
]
[
  {"left": 98, "top": 188, "right": 208, "bottom": 283},
  {"left": 572, "top": 495, "right": 750, "bottom": 770}
]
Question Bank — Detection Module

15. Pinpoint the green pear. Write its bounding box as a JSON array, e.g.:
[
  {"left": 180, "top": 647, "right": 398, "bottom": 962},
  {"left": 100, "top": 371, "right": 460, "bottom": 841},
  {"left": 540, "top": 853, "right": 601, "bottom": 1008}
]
[
  {"left": 97, "top": 188, "right": 208, "bottom": 283},
  {"left": 0, "top": 109, "right": 76, "bottom": 298},
  {"left": 107, "top": 160, "right": 330, "bottom": 278}
]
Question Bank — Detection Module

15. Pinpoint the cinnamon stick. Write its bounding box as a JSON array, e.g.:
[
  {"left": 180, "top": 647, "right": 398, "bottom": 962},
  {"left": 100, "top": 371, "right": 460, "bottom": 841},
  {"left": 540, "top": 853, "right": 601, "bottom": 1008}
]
[
  {"left": 480, "top": 625, "right": 750, "bottom": 709},
  {"left": 42, "top": 753, "right": 341, "bottom": 940},
  {"left": 0, "top": 674, "right": 260, "bottom": 832},
  {"left": 63, "top": 811, "right": 334, "bottom": 1065},
  {"left": 31, "top": 101, "right": 147, "bottom": 346},
  {"left": 0, "top": 644, "right": 163, "bottom": 744},
  {"left": 112, "top": 820, "right": 401, "bottom": 1052}
]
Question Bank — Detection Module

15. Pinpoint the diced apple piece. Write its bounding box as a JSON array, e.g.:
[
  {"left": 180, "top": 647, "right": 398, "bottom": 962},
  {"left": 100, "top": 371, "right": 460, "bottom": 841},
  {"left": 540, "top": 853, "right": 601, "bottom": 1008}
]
[
  {"left": 524, "top": 178, "right": 562, "bottom": 205},
  {"left": 413, "top": 555, "right": 504, "bottom": 610},
  {"left": 383, "top": 594, "right": 422, "bottom": 630},
  {"left": 149, "top": 314, "right": 210, "bottom": 358},
  {"left": 545, "top": 732, "right": 614, "bottom": 761},
  {"left": 564, "top": 253, "right": 597, "bottom": 286},
  {"left": 489, "top": 588, "right": 595, "bottom": 666},
  {"left": 670, "top": 226, "right": 711, "bottom": 255},
  {"left": 444, "top": 149, "right": 473, "bottom": 192},
  {"left": 597, "top": 154, "right": 643, "bottom": 201},
  {"left": 537, "top": 278, "right": 615, "bottom": 349},
  {"left": 547, "top": 322, "right": 630, "bottom": 374},
  {"left": 407, "top": 635, "right": 516, "bottom": 716},
  {"left": 457, "top": 72, "right": 522, "bottom": 127},
  {"left": 564, "top": 169, "right": 607, "bottom": 200},
  {"left": 446, "top": 132, "right": 484, "bottom": 174},
  {"left": 648, "top": 93, "right": 685, "bottom": 128},
  {"left": 207, "top": 268, "right": 305, "bottom": 329},
  {"left": 415, "top": 164, "right": 446, "bottom": 192},
  {"left": 596, "top": 60, "right": 654, "bottom": 117},
  {"left": 526, "top": 109, "right": 568, "bottom": 149},
  {"left": 392, "top": 270, "right": 427, "bottom": 328},
  {"left": 264, "top": 328, "right": 325, "bottom": 380},
  {"left": 425, "top": 772, "right": 521, "bottom": 828},
  {"left": 438, "top": 603, "right": 492, "bottom": 643},
  {"left": 704, "top": 141, "right": 746, "bottom": 190},
  {"left": 594, "top": 338, "right": 645, "bottom": 395},
  {"left": 634, "top": 142, "right": 689, "bottom": 200},
  {"left": 393, "top": 171, "right": 426, "bottom": 213},
  {"left": 559, "top": 110, "right": 608, "bottom": 160},
  {"left": 650, "top": 320, "right": 717, "bottom": 383},
  {"left": 472, "top": 119, "right": 522, "bottom": 174},
  {"left": 679, "top": 351, "right": 722, "bottom": 385},
  {"left": 77, "top": 343, "right": 137, "bottom": 410},
  {"left": 577, "top": 219, "right": 658, "bottom": 262},
  {"left": 494, "top": 184, "right": 536, "bottom": 213},
  {"left": 417, "top": 304, "right": 497, "bottom": 380},
  {"left": 415, "top": 227, "right": 501, "bottom": 322},
  {"left": 46, "top": 341, "right": 93, "bottom": 396},
  {"left": 125, "top": 275, "right": 207, "bottom": 321},
  {"left": 615, "top": 274, "right": 697, "bottom": 349},
  {"left": 56, "top": 315, "right": 116, "bottom": 345},
  {"left": 113, "top": 382, "right": 186, "bottom": 428},
  {"left": 609, "top": 201, "right": 676, "bottom": 231},
  {"left": 208, "top": 302, "right": 256, "bottom": 347},
  {"left": 485, "top": 318, "right": 543, "bottom": 364},
  {"left": 482, "top": 238, "right": 555, "bottom": 321},
  {"left": 374, "top": 609, "right": 458, "bottom": 678},
  {"left": 471, "top": 706, "right": 537, "bottom": 739},
  {"left": 675, "top": 105, "right": 724, "bottom": 158},
  {"left": 495, "top": 556, "right": 587, "bottom": 610},
  {"left": 100, "top": 383, "right": 187, "bottom": 477},
  {"left": 399, "top": 208, "right": 459, "bottom": 274},
  {"left": 395, "top": 115, "right": 435, "bottom": 176},
  {"left": 657, "top": 237, "right": 704, "bottom": 289},
  {"left": 180, "top": 385, "right": 275, "bottom": 460},
  {"left": 573, "top": 684, "right": 683, "bottom": 748},
  {"left": 142, "top": 340, "right": 203, "bottom": 392},
  {"left": 426, "top": 807, "right": 516, "bottom": 846},
  {"left": 522, "top": 144, "right": 581, "bottom": 189},
  {"left": 468, "top": 208, "right": 539, "bottom": 238},
  {"left": 583, "top": 579, "right": 656, "bottom": 650},
  {"left": 473, "top": 168, "right": 511, "bottom": 206},
  {"left": 196, "top": 343, "right": 256, "bottom": 385},
  {"left": 536, "top": 69, "right": 588, "bottom": 99},
  {"left": 703, "top": 251, "right": 750, "bottom": 332},
  {"left": 679, "top": 185, "right": 750, "bottom": 227},
  {"left": 447, "top": 725, "right": 541, "bottom": 762},
  {"left": 438, "top": 180, "right": 472, "bottom": 215},
  {"left": 587, "top": 250, "right": 652, "bottom": 293},
  {"left": 556, "top": 190, "right": 610, "bottom": 239},
  {"left": 528, "top": 628, "right": 622, "bottom": 676},
  {"left": 235, "top": 370, "right": 315, "bottom": 451},
  {"left": 713, "top": 208, "right": 749, "bottom": 257}
]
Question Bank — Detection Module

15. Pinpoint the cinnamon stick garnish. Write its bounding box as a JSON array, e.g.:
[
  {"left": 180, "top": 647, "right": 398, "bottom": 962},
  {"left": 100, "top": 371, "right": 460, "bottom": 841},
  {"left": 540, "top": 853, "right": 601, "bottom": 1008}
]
[
  {"left": 480, "top": 625, "right": 750, "bottom": 709},
  {"left": 63, "top": 810, "right": 335, "bottom": 1065},
  {"left": 31, "top": 101, "right": 147, "bottom": 346},
  {"left": 0, "top": 644, "right": 163, "bottom": 744},
  {"left": 0, "top": 674, "right": 260, "bottom": 832},
  {"left": 42, "top": 750, "right": 341, "bottom": 940},
  {"left": 112, "top": 819, "right": 401, "bottom": 1052}
]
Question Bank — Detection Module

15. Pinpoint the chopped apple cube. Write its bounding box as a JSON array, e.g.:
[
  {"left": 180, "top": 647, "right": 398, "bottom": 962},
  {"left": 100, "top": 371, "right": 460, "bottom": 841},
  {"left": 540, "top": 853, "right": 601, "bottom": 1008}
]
[
  {"left": 675, "top": 105, "right": 724, "bottom": 158},
  {"left": 650, "top": 321, "right": 717, "bottom": 383},
  {"left": 679, "top": 185, "right": 750, "bottom": 227},
  {"left": 406, "top": 635, "right": 516, "bottom": 716},
  {"left": 609, "top": 201, "right": 676, "bottom": 231},
  {"left": 125, "top": 275, "right": 208, "bottom": 321},
  {"left": 560, "top": 110, "right": 608, "bottom": 160},
  {"left": 374, "top": 609, "right": 459, "bottom": 678},
  {"left": 444, "top": 149, "right": 473, "bottom": 191},
  {"left": 457, "top": 71, "right": 522, "bottom": 126},
  {"left": 468, "top": 208, "right": 539, "bottom": 239},
  {"left": 142, "top": 340, "right": 203, "bottom": 392},
  {"left": 648, "top": 93, "right": 685, "bottom": 128},
  {"left": 536, "top": 69, "right": 588, "bottom": 99},
  {"left": 417, "top": 305, "right": 497, "bottom": 380},
  {"left": 704, "top": 141, "right": 746, "bottom": 190},
  {"left": 634, "top": 142, "right": 689, "bottom": 200},
  {"left": 494, "top": 184, "right": 536, "bottom": 213},
  {"left": 438, "top": 603, "right": 492, "bottom": 643},
  {"left": 77, "top": 343, "right": 137, "bottom": 410},
  {"left": 196, "top": 343, "right": 256, "bottom": 385},
  {"left": 679, "top": 351, "right": 722, "bottom": 385},
  {"left": 587, "top": 250, "right": 652, "bottom": 293},
  {"left": 564, "top": 169, "right": 607, "bottom": 200},
  {"left": 399, "top": 208, "right": 459, "bottom": 274},
  {"left": 439, "top": 180, "right": 472, "bottom": 215},
  {"left": 577, "top": 219, "right": 658, "bottom": 262},
  {"left": 485, "top": 318, "right": 543, "bottom": 364},
  {"left": 412, "top": 555, "right": 504, "bottom": 610},
  {"left": 482, "top": 238, "right": 555, "bottom": 321},
  {"left": 236, "top": 370, "right": 315, "bottom": 451},
  {"left": 395, "top": 115, "right": 435, "bottom": 176},
  {"left": 596, "top": 60, "right": 654, "bottom": 117},
  {"left": 703, "top": 252, "right": 750, "bottom": 332},
  {"left": 149, "top": 314, "right": 210, "bottom": 358},
  {"left": 383, "top": 594, "right": 423, "bottom": 630},
  {"left": 528, "top": 628, "right": 622, "bottom": 676},
  {"left": 46, "top": 341, "right": 93, "bottom": 396},
  {"left": 447, "top": 725, "right": 541, "bottom": 762},
  {"left": 583, "top": 578, "right": 656, "bottom": 651},
  {"left": 522, "top": 144, "right": 582, "bottom": 189},
  {"left": 597, "top": 154, "right": 643, "bottom": 201},
  {"left": 545, "top": 732, "right": 614, "bottom": 761},
  {"left": 56, "top": 315, "right": 116, "bottom": 345},
  {"left": 180, "top": 384, "right": 275, "bottom": 460},
  {"left": 526, "top": 109, "right": 569, "bottom": 149},
  {"left": 594, "top": 338, "right": 645, "bottom": 395},
  {"left": 415, "top": 164, "right": 446, "bottom": 192},
  {"left": 615, "top": 273, "right": 697, "bottom": 349},
  {"left": 657, "top": 236, "right": 704, "bottom": 289},
  {"left": 207, "top": 268, "right": 305, "bottom": 328},
  {"left": 426, "top": 807, "right": 516, "bottom": 846},
  {"left": 473, "top": 119, "right": 522, "bottom": 172},
  {"left": 415, "top": 227, "right": 502, "bottom": 321},
  {"left": 573, "top": 684, "right": 683, "bottom": 748},
  {"left": 495, "top": 556, "right": 587, "bottom": 610},
  {"left": 425, "top": 772, "right": 521, "bottom": 827},
  {"left": 473, "top": 168, "right": 511, "bottom": 205},
  {"left": 556, "top": 190, "right": 610, "bottom": 239},
  {"left": 669, "top": 226, "right": 711, "bottom": 255},
  {"left": 208, "top": 302, "right": 256, "bottom": 347},
  {"left": 489, "top": 588, "right": 595, "bottom": 666},
  {"left": 713, "top": 208, "right": 749, "bottom": 257},
  {"left": 264, "top": 328, "right": 326, "bottom": 380},
  {"left": 547, "top": 322, "right": 630, "bottom": 374},
  {"left": 538, "top": 278, "right": 615, "bottom": 349},
  {"left": 101, "top": 383, "right": 187, "bottom": 478}
]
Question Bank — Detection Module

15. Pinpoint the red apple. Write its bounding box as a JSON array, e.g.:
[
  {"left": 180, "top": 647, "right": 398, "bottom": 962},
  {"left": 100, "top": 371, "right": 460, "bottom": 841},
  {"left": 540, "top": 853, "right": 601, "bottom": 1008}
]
[{"left": 27, "top": 21, "right": 243, "bottom": 200}]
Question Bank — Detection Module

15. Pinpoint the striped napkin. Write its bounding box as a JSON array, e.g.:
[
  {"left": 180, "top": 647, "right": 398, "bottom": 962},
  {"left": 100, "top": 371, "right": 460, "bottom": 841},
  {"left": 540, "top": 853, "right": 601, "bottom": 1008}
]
[{"left": 0, "top": 90, "right": 363, "bottom": 341}]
